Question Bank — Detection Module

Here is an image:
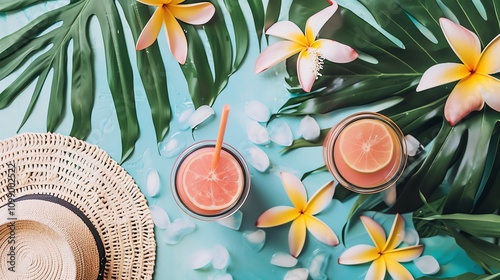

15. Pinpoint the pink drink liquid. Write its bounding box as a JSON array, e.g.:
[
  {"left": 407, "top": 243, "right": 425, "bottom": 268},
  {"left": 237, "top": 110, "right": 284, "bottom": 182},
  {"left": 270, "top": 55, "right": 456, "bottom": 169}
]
[
  {"left": 172, "top": 142, "right": 250, "bottom": 220},
  {"left": 323, "top": 112, "right": 407, "bottom": 194}
]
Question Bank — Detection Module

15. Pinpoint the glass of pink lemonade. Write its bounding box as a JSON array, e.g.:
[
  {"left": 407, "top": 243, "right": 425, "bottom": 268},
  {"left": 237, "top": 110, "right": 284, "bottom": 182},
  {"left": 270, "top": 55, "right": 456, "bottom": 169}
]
[
  {"left": 323, "top": 112, "right": 407, "bottom": 194},
  {"left": 171, "top": 140, "right": 251, "bottom": 221}
]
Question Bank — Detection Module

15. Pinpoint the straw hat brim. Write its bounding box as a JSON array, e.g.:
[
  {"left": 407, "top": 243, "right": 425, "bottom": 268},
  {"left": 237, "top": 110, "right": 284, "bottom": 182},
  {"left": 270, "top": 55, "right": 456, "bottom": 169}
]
[{"left": 0, "top": 133, "right": 156, "bottom": 279}]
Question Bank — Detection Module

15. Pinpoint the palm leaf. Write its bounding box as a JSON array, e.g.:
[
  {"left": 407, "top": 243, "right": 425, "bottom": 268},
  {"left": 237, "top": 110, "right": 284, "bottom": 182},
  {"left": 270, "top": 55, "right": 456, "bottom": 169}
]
[{"left": 0, "top": 0, "right": 274, "bottom": 161}]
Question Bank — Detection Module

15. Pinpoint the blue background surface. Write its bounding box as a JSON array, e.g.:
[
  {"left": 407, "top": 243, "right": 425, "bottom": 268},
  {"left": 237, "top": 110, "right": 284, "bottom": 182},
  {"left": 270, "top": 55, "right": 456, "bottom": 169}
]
[{"left": 0, "top": 1, "right": 483, "bottom": 279}]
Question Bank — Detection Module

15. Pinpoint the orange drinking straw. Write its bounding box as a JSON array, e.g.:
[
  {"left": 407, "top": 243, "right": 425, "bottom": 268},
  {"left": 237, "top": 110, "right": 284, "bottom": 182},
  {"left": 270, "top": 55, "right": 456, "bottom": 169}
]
[{"left": 211, "top": 104, "right": 230, "bottom": 171}]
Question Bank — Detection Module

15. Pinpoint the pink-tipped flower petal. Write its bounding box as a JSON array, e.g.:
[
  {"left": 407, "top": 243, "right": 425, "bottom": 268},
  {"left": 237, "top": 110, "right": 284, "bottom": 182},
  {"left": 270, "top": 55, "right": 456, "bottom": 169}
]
[
  {"left": 314, "top": 39, "right": 357, "bottom": 63},
  {"left": 266, "top": 21, "right": 307, "bottom": 45},
  {"left": 382, "top": 214, "right": 405, "bottom": 252},
  {"left": 136, "top": 7, "right": 164, "bottom": 50},
  {"left": 415, "top": 63, "right": 470, "bottom": 92},
  {"left": 289, "top": 215, "right": 307, "bottom": 257},
  {"left": 297, "top": 50, "right": 318, "bottom": 93},
  {"left": 163, "top": 8, "right": 188, "bottom": 64},
  {"left": 439, "top": 18, "right": 481, "bottom": 69},
  {"left": 256, "top": 206, "right": 300, "bottom": 228},
  {"left": 360, "top": 216, "right": 387, "bottom": 252},
  {"left": 305, "top": 2, "right": 338, "bottom": 44},
  {"left": 169, "top": 2, "right": 215, "bottom": 25},
  {"left": 385, "top": 257, "right": 415, "bottom": 280},
  {"left": 480, "top": 76, "right": 500, "bottom": 111},
  {"left": 305, "top": 216, "right": 339, "bottom": 246},
  {"left": 366, "top": 257, "right": 387, "bottom": 280},
  {"left": 338, "top": 244, "right": 380, "bottom": 265},
  {"left": 444, "top": 75, "right": 486, "bottom": 125},
  {"left": 385, "top": 245, "right": 425, "bottom": 262},
  {"left": 254, "top": 41, "right": 304, "bottom": 73},
  {"left": 305, "top": 181, "right": 335, "bottom": 215},
  {"left": 280, "top": 172, "right": 307, "bottom": 210},
  {"left": 476, "top": 34, "right": 500, "bottom": 74}
]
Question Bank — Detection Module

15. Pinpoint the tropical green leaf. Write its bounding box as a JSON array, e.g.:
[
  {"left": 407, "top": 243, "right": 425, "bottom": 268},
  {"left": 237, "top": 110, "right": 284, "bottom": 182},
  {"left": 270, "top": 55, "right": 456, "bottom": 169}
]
[
  {"left": 419, "top": 213, "right": 500, "bottom": 238},
  {"left": 418, "top": 272, "right": 500, "bottom": 280},
  {"left": 450, "top": 228, "right": 500, "bottom": 272},
  {"left": 264, "top": 0, "right": 282, "bottom": 43},
  {"left": 248, "top": 0, "right": 265, "bottom": 49},
  {"left": 223, "top": 0, "right": 250, "bottom": 73}
]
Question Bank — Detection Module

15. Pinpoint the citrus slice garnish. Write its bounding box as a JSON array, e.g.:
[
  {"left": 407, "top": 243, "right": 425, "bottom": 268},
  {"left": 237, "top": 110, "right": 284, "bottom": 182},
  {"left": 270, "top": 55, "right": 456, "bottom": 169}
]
[
  {"left": 181, "top": 148, "right": 244, "bottom": 211},
  {"left": 337, "top": 119, "right": 394, "bottom": 173}
]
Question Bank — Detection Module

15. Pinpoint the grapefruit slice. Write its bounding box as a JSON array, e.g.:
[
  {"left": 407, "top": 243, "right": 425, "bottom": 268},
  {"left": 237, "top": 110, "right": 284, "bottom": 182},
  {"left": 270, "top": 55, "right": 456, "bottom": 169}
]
[
  {"left": 181, "top": 148, "right": 244, "bottom": 211},
  {"left": 337, "top": 119, "right": 394, "bottom": 173}
]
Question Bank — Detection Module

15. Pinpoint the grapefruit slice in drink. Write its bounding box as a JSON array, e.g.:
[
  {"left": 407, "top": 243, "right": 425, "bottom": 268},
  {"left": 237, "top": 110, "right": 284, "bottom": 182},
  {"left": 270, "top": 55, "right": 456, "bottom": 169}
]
[
  {"left": 337, "top": 119, "right": 394, "bottom": 173},
  {"left": 179, "top": 147, "right": 244, "bottom": 214}
]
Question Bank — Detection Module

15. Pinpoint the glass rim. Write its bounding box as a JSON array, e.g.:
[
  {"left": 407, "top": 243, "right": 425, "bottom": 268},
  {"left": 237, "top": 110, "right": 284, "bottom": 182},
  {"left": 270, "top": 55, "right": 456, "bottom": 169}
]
[
  {"left": 323, "top": 112, "right": 408, "bottom": 194},
  {"left": 170, "top": 140, "right": 251, "bottom": 221}
]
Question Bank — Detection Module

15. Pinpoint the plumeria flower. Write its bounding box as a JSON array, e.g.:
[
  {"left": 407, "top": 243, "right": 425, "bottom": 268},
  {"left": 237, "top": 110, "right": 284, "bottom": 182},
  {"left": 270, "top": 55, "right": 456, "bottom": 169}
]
[
  {"left": 339, "top": 214, "right": 424, "bottom": 280},
  {"left": 256, "top": 172, "right": 338, "bottom": 257},
  {"left": 254, "top": 1, "right": 358, "bottom": 92},
  {"left": 135, "top": 0, "right": 215, "bottom": 64},
  {"left": 416, "top": 18, "right": 500, "bottom": 126}
]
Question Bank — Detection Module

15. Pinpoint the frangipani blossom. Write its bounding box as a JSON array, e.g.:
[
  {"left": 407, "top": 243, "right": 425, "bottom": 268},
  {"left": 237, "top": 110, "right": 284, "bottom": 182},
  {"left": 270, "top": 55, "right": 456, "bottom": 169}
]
[
  {"left": 416, "top": 18, "right": 500, "bottom": 126},
  {"left": 339, "top": 214, "right": 424, "bottom": 280},
  {"left": 256, "top": 172, "right": 338, "bottom": 257},
  {"left": 136, "top": 0, "right": 215, "bottom": 64},
  {"left": 254, "top": 1, "right": 358, "bottom": 92}
]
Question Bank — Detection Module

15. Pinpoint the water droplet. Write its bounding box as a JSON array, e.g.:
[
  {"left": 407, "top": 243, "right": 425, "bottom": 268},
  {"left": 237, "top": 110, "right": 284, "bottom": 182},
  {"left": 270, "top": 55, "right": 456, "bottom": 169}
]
[
  {"left": 164, "top": 219, "right": 196, "bottom": 245},
  {"left": 298, "top": 115, "right": 320, "bottom": 142},
  {"left": 414, "top": 255, "right": 440, "bottom": 275},
  {"left": 246, "top": 120, "right": 270, "bottom": 145},
  {"left": 268, "top": 119, "right": 293, "bottom": 146},
  {"left": 149, "top": 206, "right": 170, "bottom": 229},
  {"left": 216, "top": 210, "right": 243, "bottom": 230},
  {"left": 189, "top": 105, "right": 214, "bottom": 128},
  {"left": 145, "top": 168, "right": 161, "bottom": 197},
  {"left": 270, "top": 252, "right": 298, "bottom": 268},
  {"left": 159, "top": 132, "right": 187, "bottom": 158},
  {"left": 245, "top": 100, "right": 271, "bottom": 122}
]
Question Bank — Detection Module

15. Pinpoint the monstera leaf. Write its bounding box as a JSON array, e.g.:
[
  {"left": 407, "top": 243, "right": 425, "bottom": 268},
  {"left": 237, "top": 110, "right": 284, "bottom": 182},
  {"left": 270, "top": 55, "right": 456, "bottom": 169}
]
[
  {"left": 0, "top": 0, "right": 271, "bottom": 162},
  {"left": 281, "top": 0, "right": 500, "bottom": 272}
]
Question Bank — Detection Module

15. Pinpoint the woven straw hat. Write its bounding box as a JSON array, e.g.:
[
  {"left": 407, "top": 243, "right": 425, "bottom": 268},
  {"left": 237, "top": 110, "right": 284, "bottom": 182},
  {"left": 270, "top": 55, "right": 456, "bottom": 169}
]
[{"left": 0, "top": 133, "right": 156, "bottom": 279}]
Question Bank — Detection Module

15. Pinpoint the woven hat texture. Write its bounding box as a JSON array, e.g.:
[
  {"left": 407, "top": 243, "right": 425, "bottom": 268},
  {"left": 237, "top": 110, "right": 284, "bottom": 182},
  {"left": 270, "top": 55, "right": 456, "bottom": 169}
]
[{"left": 0, "top": 133, "right": 156, "bottom": 279}]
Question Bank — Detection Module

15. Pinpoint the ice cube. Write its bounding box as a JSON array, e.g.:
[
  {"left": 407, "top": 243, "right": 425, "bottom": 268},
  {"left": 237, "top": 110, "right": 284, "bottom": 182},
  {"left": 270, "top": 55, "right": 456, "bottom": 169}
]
[
  {"left": 403, "top": 227, "right": 420, "bottom": 246},
  {"left": 189, "top": 105, "right": 214, "bottom": 128},
  {"left": 212, "top": 244, "right": 230, "bottom": 270},
  {"left": 178, "top": 107, "right": 195, "bottom": 130},
  {"left": 284, "top": 268, "right": 309, "bottom": 280},
  {"left": 149, "top": 206, "right": 170, "bottom": 229},
  {"left": 270, "top": 252, "right": 298, "bottom": 267},
  {"left": 145, "top": 168, "right": 161, "bottom": 197},
  {"left": 216, "top": 210, "right": 243, "bottom": 230},
  {"left": 190, "top": 248, "right": 213, "bottom": 270},
  {"left": 245, "top": 100, "right": 271, "bottom": 122},
  {"left": 414, "top": 255, "right": 440, "bottom": 275},
  {"left": 268, "top": 120, "right": 293, "bottom": 147},
  {"left": 243, "top": 229, "right": 266, "bottom": 252},
  {"left": 308, "top": 249, "right": 330, "bottom": 280},
  {"left": 164, "top": 219, "right": 196, "bottom": 245},
  {"left": 248, "top": 146, "right": 270, "bottom": 172},
  {"left": 298, "top": 115, "right": 320, "bottom": 142},
  {"left": 246, "top": 120, "right": 270, "bottom": 145},
  {"left": 381, "top": 184, "right": 397, "bottom": 207},
  {"left": 405, "top": 134, "right": 422, "bottom": 157},
  {"left": 158, "top": 132, "right": 187, "bottom": 158}
]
